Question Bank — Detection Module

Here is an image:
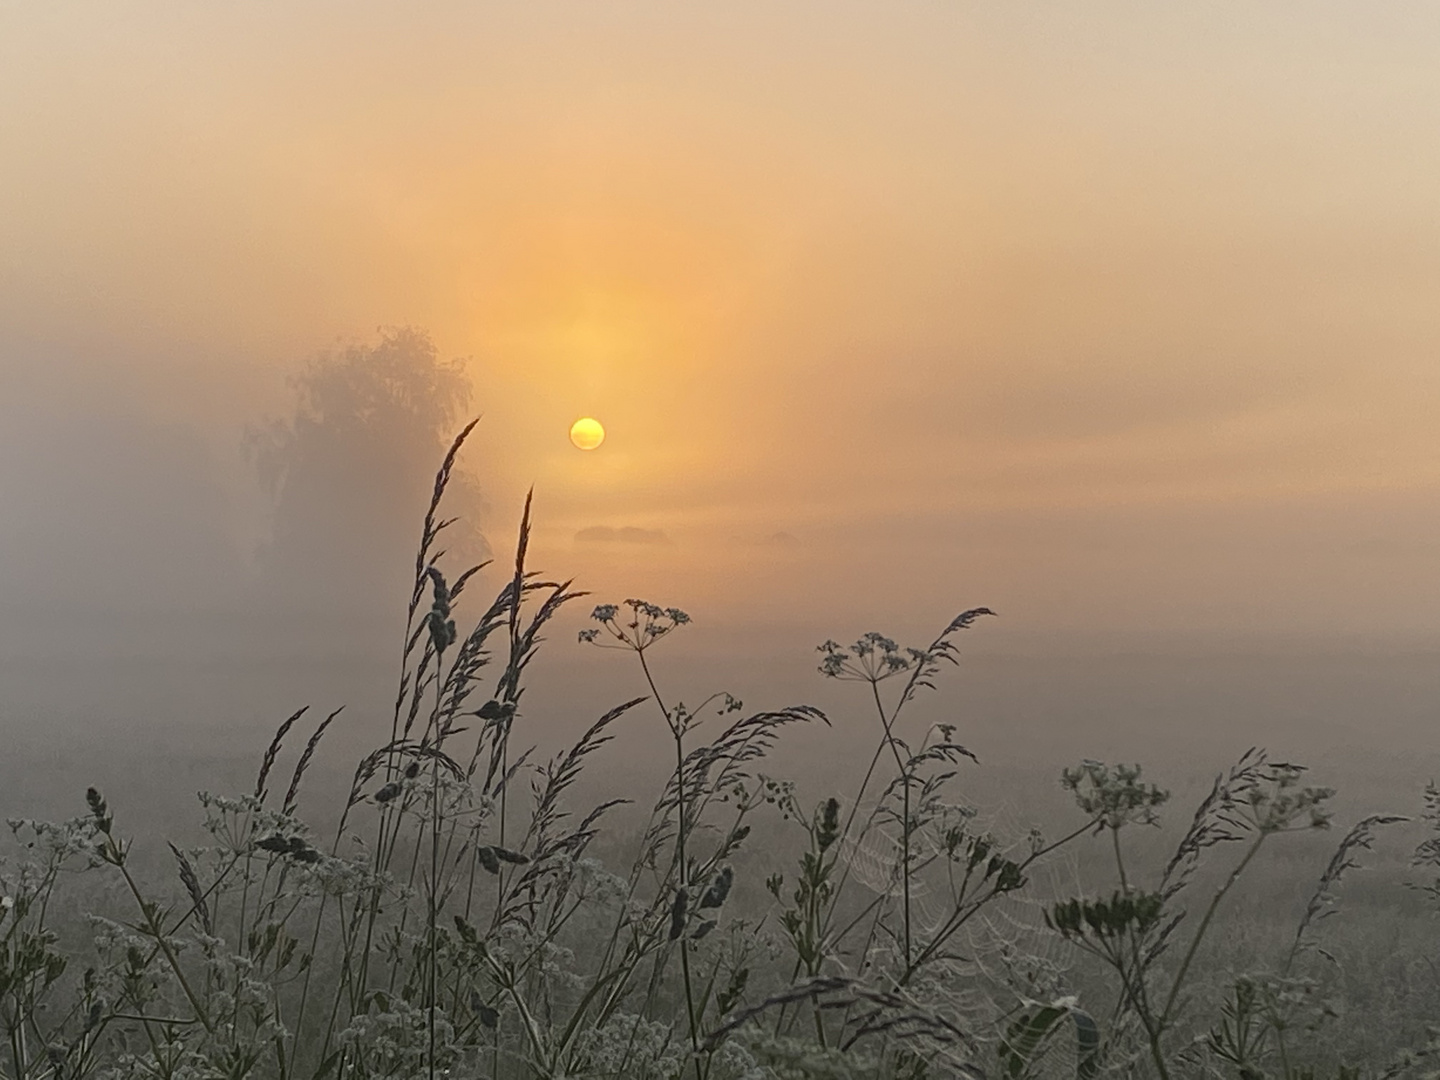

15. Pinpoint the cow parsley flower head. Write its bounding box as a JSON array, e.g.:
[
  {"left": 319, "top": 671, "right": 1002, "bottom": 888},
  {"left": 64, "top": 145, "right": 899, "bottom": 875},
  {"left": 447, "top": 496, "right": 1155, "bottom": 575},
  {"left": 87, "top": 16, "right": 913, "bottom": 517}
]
[
  {"left": 817, "top": 633, "right": 914, "bottom": 682},
  {"left": 817, "top": 609, "right": 993, "bottom": 688},
  {"left": 580, "top": 598, "right": 691, "bottom": 652}
]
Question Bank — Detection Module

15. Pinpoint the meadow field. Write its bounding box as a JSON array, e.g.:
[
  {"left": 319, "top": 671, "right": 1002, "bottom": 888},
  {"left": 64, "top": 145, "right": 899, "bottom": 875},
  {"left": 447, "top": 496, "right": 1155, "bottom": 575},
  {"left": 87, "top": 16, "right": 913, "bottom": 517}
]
[{"left": 2, "top": 437, "right": 1438, "bottom": 1080}]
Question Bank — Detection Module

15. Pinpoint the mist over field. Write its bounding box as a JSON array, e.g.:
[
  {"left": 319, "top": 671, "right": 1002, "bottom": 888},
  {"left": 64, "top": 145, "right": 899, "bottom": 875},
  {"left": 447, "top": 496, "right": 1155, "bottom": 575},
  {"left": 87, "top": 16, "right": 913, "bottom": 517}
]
[
  {"left": 2, "top": 347, "right": 1436, "bottom": 813},
  {"left": 3, "top": 4, "right": 1440, "bottom": 1077},
  {"left": 1, "top": 365, "right": 1434, "bottom": 833}
]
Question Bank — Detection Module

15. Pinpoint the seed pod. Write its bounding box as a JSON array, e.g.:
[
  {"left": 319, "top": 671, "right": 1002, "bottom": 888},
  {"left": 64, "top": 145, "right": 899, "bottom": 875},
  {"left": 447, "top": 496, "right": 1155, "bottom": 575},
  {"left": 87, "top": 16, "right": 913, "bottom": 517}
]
[
  {"left": 473, "top": 999, "right": 498, "bottom": 1029},
  {"left": 817, "top": 798, "right": 840, "bottom": 851},
  {"left": 699, "top": 867, "right": 733, "bottom": 910},
  {"left": 86, "top": 788, "right": 112, "bottom": 834},
  {"left": 453, "top": 916, "right": 478, "bottom": 944},
  {"left": 170, "top": 843, "right": 212, "bottom": 936},
  {"left": 668, "top": 887, "right": 688, "bottom": 941}
]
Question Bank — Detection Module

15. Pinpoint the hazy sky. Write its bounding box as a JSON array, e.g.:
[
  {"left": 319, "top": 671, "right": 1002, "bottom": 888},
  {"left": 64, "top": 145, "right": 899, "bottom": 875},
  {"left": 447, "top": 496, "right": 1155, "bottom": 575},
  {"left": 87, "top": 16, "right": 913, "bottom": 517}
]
[{"left": 3, "top": 2, "right": 1439, "bottom": 645}]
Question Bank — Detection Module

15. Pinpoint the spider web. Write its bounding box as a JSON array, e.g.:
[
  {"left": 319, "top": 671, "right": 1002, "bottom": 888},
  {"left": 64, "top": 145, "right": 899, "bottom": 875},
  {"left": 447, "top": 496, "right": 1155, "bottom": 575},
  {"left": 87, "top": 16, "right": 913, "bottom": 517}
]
[{"left": 834, "top": 801, "right": 1087, "bottom": 1060}]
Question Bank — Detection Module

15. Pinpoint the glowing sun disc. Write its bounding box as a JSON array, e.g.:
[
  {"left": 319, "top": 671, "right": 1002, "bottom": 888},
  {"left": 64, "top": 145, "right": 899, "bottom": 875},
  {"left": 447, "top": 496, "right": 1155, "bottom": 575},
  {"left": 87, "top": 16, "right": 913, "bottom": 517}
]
[{"left": 569, "top": 417, "right": 605, "bottom": 450}]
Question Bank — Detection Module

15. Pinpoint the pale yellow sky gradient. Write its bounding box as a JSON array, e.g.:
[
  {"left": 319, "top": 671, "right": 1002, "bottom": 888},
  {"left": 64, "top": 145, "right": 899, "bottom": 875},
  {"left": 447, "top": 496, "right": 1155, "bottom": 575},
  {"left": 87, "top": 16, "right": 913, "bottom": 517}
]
[{"left": 2, "top": 3, "right": 1438, "bottom": 640}]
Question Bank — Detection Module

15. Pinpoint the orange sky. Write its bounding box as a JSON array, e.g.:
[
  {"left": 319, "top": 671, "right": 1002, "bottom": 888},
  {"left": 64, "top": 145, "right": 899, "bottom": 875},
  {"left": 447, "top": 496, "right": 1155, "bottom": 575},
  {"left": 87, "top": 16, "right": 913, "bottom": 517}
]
[{"left": 2, "top": 3, "right": 1438, "bottom": 642}]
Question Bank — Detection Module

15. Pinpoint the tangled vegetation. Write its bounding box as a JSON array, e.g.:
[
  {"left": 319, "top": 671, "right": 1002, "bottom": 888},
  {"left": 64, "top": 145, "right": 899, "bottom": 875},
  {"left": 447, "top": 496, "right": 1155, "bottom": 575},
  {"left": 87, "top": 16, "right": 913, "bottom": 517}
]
[{"left": 3, "top": 424, "right": 1438, "bottom": 1080}]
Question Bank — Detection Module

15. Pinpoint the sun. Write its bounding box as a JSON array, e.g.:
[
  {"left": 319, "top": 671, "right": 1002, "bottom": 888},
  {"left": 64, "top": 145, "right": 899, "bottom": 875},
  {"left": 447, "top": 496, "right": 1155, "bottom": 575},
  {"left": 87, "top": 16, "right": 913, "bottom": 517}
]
[{"left": 569, "top": 417, "right": 605, "bottom": 451}]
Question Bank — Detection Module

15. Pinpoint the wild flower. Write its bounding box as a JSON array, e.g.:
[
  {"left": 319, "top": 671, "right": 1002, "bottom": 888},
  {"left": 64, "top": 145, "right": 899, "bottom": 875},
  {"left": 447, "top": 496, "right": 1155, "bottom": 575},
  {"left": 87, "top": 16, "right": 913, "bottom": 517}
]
[
  {"left": 580, "top": 597, "right": 691, "bottom": 652},
  {"left": 1062, "top": 760, "right": 1170, "bottom": 833},
  {"left": 816, "top": 634, "right": 916, "bottom": 681},
  {"left": 1, "top": 427, "right": 1426, "bottom": 1080}
]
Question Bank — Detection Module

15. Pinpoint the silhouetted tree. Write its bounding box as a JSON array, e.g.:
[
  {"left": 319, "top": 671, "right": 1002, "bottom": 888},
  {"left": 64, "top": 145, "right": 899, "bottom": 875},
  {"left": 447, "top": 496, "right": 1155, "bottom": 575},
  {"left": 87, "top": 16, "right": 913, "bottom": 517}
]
[{"left": 249, "top": 327, "right": 487, "bottom": 619}]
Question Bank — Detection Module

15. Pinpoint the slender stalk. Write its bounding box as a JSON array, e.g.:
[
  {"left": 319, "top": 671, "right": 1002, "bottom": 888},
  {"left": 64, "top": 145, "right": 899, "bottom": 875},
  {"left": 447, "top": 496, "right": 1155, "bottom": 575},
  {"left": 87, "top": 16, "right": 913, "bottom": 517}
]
[
  {"left": 869, "top": 679, "right": 912, "bottom": 967},
  {"left": 636, "top": 647, "right": 703, "bottom": 1079},
  {"left": 1159, "top": 832, "right": 1269, "bottom": 1031},
  {"left": 1111, "top": 826, "right": 1130, "bottom": 894},
  {"left": 112, "top": 857, "right": 214, "bottom": 1036},
  {"left": 428, "top": 668, "right": 443, "bottom": 1080}
]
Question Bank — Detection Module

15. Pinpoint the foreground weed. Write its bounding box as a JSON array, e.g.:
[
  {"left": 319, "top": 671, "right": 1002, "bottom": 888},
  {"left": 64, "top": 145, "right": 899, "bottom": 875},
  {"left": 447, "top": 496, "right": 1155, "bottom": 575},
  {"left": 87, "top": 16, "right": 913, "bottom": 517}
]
[
  {"left": 3, "top": 425, "right": 1437, "bottom": 1080},
  {"left": 1029, "top": 753, "right": 1415, "bottom": 1080}
]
